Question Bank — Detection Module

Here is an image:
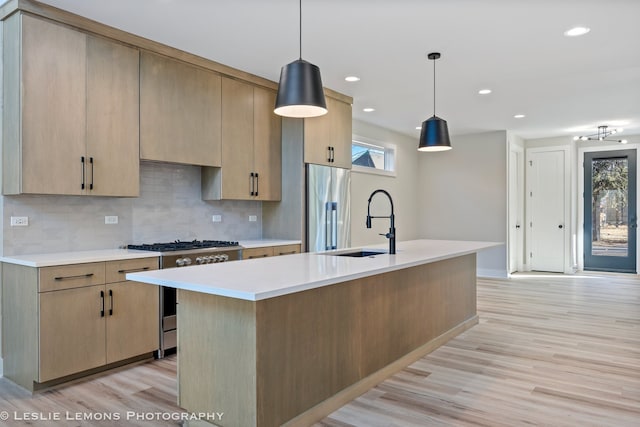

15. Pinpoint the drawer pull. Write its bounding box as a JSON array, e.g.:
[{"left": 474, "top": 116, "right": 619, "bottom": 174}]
[
  {"left": 54, "top": 273, "right": 94, "bottom": 281},
  {"left": 117, "top": 266, "right": 150, "bottom": 274},
  {"left": 278, "top": 250, "right": 297, "bottom": 255},
  {"left": 109, "top": 289, "right": 114, "bottom": 316},
  {"left": 248, "top": 254, "right": 269, "bottom": 259}
]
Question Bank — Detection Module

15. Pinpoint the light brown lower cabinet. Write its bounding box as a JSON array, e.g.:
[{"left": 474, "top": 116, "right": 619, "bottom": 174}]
[
  {"left": 242, "top": 244, "right": 301, "bottom": 260},
  {"left": 1, "top": 257, "right": 159, "bottom": 391},
  {"left": 105, "top": 280, "right": 159, "bottom": 364},
  {"left": 39, "top": 285, "right": 107, "bottom": 382}
]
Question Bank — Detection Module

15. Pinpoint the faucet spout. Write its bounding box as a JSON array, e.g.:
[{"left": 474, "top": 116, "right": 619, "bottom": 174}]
[{"left": 366, "top": 189, "right": 396, "bottom": 255}]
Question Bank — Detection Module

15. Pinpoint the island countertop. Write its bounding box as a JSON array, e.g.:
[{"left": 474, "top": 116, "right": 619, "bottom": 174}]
[{"left": 127, "top": 239, "right": 499, "bottom": 301}]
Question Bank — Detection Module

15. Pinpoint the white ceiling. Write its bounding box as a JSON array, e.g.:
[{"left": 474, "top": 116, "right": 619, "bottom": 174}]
[{"left": 36, "top": 0, "right": 640, "bottom": 141}]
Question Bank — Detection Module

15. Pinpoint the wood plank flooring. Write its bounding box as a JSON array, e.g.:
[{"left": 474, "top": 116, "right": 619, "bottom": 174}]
[{"left": 1, "top": 272, "right": 638, "bottom": 426}]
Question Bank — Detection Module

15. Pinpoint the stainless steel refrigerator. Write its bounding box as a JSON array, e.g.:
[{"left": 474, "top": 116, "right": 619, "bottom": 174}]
[{"left": 306, "top": 164, "right": 351, "bottom": 252}]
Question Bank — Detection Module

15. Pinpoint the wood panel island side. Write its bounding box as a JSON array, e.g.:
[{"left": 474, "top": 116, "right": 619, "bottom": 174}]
[{"left": 127, "top": 239, "right": 500, "bottom": 427}]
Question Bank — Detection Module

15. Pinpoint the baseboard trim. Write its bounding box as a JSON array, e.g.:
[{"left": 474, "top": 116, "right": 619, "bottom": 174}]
[
  {"left": 478, "top": 268, "right": 509, "bottom": 278},
  {"left": 283, "top": 315, "right": 480, "bottom": 427}
]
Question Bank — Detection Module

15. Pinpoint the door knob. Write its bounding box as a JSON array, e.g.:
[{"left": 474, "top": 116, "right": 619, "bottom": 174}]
[
  {"left": 558, "top": 225, "right": 563, "bottom": 229},
  {"left": 515, "top": 225, "right": 521, "bottom": 229}
]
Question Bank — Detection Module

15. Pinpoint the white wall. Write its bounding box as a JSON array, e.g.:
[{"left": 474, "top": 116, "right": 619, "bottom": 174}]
[
  {"left": 418, "top": 131, "right": 508, "bottom": 277},
  {"left": 350, "top": 120, "right": 420, "bottom": 247}
]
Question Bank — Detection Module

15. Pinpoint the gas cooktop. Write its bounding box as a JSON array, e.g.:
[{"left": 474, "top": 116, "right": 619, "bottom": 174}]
[{"left": 127, "top": 240, "right": 240, "bottom": 252}]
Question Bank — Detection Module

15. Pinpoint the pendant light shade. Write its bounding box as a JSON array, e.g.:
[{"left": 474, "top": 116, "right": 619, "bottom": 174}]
[
  {"left": 418, "top": 52, "right": 452, "bottom": 152},
  {"left": 418, "top": 116, "right": 452, "bottom": 152},
  {"left": 274, "top": 0, "right": 327, "bottom": 118},
  {"left": 275, "top": 59, "right": 327, "bottom": 118}
]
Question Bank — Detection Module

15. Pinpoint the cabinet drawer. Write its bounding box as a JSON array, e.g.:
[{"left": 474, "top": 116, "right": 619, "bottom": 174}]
[
  {"left": 274, "top": 244, "right": 301, "bottom": 256},
  {"left": 105, "top": 257, "right": 159, "bottom": 284},
  {"left": 39, "top": 262, "right": 105, "bottom": 292},
  {"left": 242, "top": 247, "right": 274, "bottom": 259}
]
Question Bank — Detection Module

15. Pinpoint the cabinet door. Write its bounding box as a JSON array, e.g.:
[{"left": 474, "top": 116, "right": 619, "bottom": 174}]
[
  {"left": 303, "top": 99, "right": 333, "bottom": 167},
  {"left": 86, "top": 36, "right": 140, "bottom": 197},
  {"left": 220, "top": 78, "right": 254, "bottom": 199},
  {"left": 253, "top": 87, "right": 282, "bottom": 201},
  {"left": 20, "top": 15, "right": 87, "bottom": 195},
  {"left": 328, "top": 98, "right": 353, "bottom": 170},
  {"left": 140, "top": 52, "right": 222, "bottom": 166},
  {"left": 105, "top": 281, "right": 159, "bottom": 364},
  {"left": 304, "top": 96, "right": 352, "bottom": 168},
  {"left": 39, "top": 286, "right": 106, "bottom": 382}
]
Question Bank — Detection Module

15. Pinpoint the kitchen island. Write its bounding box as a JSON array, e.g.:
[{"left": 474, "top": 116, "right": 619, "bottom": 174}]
[{"left": 127, "top": 239, "right": 499, "bottom": 427}]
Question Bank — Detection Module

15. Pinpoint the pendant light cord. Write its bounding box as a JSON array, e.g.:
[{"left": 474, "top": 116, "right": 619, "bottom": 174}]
[
  {"left": 299, "top": 0, "right": 302, "bottom": 59},
  {"left": 433, "top": 57, "right": 436, "bottom": 117}
]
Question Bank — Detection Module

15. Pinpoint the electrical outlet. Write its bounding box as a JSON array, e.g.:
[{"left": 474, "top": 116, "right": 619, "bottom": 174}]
[
  {"left": 249, "top": 215, "right": 257, "bottom": 222},
  {"left": 105, "top": 216, "right": 118, "bottom": 225},
  {"left": 10, "top": 216, "right": 29, "bottom": 226},
  {"left": 212, "top": 215, "right": 222, "bottom": 223}
]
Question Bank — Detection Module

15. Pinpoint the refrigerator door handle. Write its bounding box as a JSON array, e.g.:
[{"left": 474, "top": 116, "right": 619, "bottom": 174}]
[
  {"left": 331, "top": 202, "right": 338, "bottom": 250},
  {"left": 325, "top": 202, "right": 332, "bottom": 250}
]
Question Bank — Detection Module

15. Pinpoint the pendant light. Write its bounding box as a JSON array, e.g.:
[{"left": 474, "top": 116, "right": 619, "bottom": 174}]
[
  {"left": 274, "top": 0, "right": 327, "bottom": 118},
  {"left": 418, "top": 52, "right": 452, "bottom": 152}
]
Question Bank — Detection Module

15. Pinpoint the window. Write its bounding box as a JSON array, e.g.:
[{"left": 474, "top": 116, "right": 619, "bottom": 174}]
[{"left": 351, "top": 137, "right": 396, "bottom": 177}]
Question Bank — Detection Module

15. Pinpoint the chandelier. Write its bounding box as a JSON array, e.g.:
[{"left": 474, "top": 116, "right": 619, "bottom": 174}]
[{"left": 573, "top": 125, "right": 627, "bottom": 144}]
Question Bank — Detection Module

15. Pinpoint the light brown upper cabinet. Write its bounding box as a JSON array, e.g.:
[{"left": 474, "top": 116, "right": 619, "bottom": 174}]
[
  {"left": 303, "top": 96, "right": 353, "bottom": 169},
  {"left": 202, "top": 78, "right": 282, "bottom": 201},
  {"left": 86, "top": 36, "right": 140, "bottom": 197},
  {"left": 2, "top": 14, "right": 139, "bottom": 196},
  {"left": 140, "top": 52, "right": 222, "bottom": 167}
]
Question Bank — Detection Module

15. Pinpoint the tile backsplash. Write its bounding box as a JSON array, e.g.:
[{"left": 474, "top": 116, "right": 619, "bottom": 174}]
[{"left": 2, "top": 162, "right": 262, "bottom": 256}]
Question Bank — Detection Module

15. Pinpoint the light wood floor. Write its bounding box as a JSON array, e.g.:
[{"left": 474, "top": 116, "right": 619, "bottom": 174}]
[{"left": 1, "top": 273, "right": 638, "bottom": 426}]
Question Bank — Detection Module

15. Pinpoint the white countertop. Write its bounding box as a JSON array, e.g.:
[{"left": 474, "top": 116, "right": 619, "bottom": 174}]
[
  {"left": 127, "top": 240, "right": 501, "bottom": 301},
  {"left": 239, "top": 239, "right": 302, "bottom": 249},
  {"left": 0, "top": 249, "right": 161, "bottom": 267}
]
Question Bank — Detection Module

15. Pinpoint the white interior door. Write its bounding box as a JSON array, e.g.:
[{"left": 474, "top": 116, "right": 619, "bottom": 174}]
[
  {"left": 508, "top": 149, "right": 524, "bottom": 273},
  {"left": 528, "top": 150, "right": 566, "bottom": 272}
]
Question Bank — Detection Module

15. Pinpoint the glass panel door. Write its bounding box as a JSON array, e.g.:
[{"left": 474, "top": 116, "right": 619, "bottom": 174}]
[{"left": 584, "top": 149, "right": 637, "bottom": 272}]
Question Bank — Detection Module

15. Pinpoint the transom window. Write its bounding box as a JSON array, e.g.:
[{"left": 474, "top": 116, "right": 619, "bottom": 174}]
[{"left": 351, "top": 137, "right": 396, "bottom": 177}]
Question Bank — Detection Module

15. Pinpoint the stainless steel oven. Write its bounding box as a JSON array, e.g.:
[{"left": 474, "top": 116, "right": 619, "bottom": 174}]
[{"left": 127, "top": 240, "right": 242, "bottom": 357}]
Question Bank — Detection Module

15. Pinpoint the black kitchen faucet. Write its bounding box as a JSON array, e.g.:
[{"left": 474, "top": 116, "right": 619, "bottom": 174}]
[{"left": 366, "top": 189, "right": 396, "bottom": 255}]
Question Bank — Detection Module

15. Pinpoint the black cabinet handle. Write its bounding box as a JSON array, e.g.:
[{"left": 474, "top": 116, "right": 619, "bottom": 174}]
[
  {"left": 89, "top": 157, "right": 94, "bottom": 190},
  {"left": 100, "top": 290, "right": 105, "bottom": 317},
  {"left": 109, "top": 289, "right": 113, "bottom": 316},
  {"left": 248, "top": 254, "right": 269, "bottom": 259},
  {"left": 255, "top": 172, "right": 259, "bottom": 197},
  {"left": 278, "top": 250, "right": 297, "bottom": 256},
  {"left": 331, "top": 147, "right": 335, "bottom": 163},
  {"left": 117, "top": 267, "right": 150, "bottom": 274},
  {"left": 81, "top": 156, "right": 85, "bottom": 190},
  {"left": 558, "top": 224, "right": 563, "bottom": 229},
  {"left": 327, "top": 146, "right": 332, "bottom": 162},
  {"left": 54, "top": 273, "right": 94, "bottom": 281},
  {"left": 250, "top": 172, "right": 255, "bottom": 196}
]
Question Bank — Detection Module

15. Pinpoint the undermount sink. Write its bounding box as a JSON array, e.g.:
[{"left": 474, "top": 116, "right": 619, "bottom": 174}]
[{"left": 331, "top": 250, "right": 388, "bottom": 258}]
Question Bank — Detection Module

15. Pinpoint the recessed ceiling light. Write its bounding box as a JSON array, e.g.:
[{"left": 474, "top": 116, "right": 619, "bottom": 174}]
[
  {"left": 345, "top": 76, "right": 360, "bottom": 82},
  {"left": 564, "top": 26, "right": 590, "bottom": 37},
  {"left": 363, "top": 107, "right": 375, "bottom": 112},
  {"left": 478, "top": 89, "right": 492, "bottom": 95},
  {"left": 514, "top": 114, "right": 525, "bottom": 119}
]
